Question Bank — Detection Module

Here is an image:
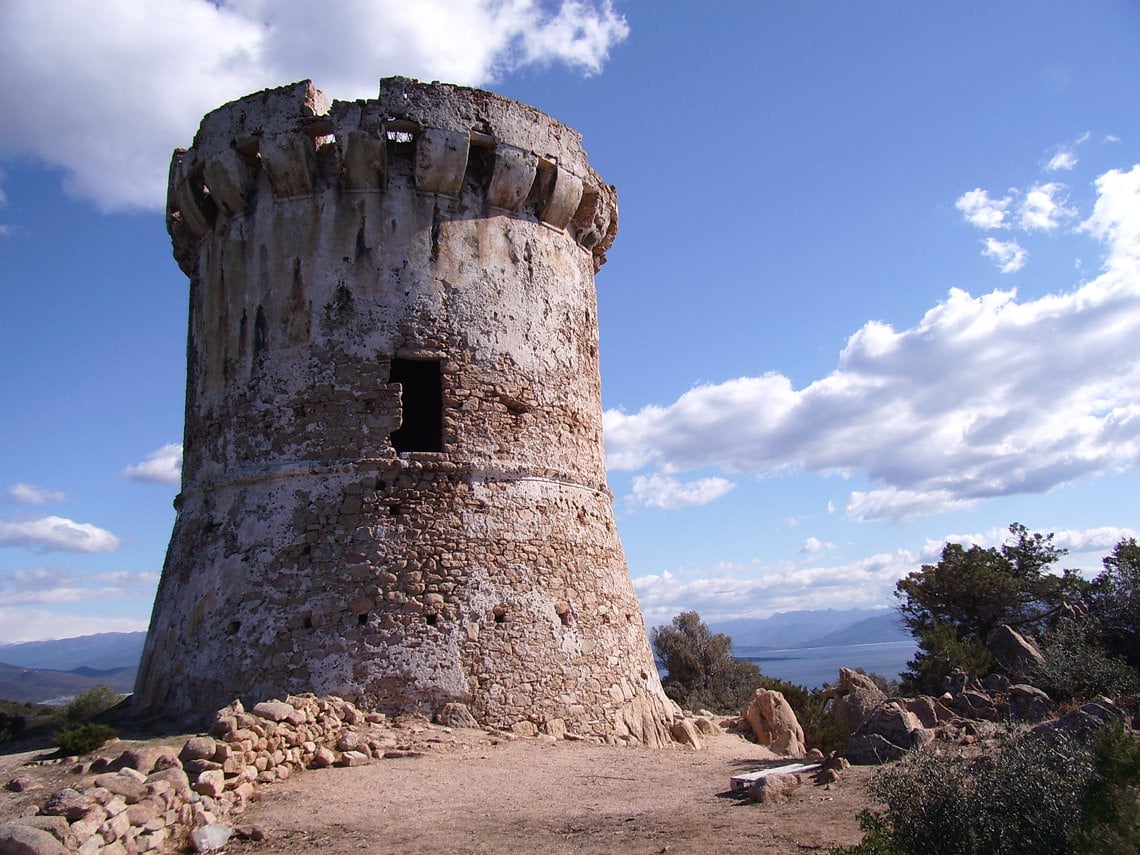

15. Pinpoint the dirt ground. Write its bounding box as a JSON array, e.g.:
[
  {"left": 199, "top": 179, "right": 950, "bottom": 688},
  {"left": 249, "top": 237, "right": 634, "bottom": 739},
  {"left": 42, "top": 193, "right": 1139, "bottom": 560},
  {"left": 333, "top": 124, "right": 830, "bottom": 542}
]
[
  {"left": 2, "top": 728, "right": 876, "bottom": 854},
  {"left": 223, "top": 730, "right": 874, "bottom": 855}
]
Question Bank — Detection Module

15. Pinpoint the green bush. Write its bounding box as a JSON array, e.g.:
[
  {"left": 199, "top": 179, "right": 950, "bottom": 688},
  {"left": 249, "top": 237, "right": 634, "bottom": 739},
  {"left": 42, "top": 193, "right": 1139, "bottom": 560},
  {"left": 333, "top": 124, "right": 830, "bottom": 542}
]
[
  {"left": 1075, "top": 723, "right": 1140, "bottom": 854},
  {"left": 834, "top": 724, "right": 1140, "bottom": 855},
  {"left": 0, "top": 710, "right": 27, "bottom": 744},
  {"left": 64, "top": 684, "right": 124, "bottom": 723},
  {"left": 1035, "top": 617, "right": 1140, "bottom": 703},
  {"left": 53, "top": 722, "right": 117, "bottom": 755},
  {"left": 651, "top": 611, "right": 765, "bottom": 713}
]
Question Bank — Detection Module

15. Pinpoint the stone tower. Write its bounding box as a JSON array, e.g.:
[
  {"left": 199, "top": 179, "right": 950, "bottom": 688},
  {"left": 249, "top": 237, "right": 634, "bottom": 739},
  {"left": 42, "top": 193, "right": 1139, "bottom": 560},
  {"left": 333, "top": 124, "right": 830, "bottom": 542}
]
[{"left": 134, "top": 78, "right": 675, "bottom": 745}]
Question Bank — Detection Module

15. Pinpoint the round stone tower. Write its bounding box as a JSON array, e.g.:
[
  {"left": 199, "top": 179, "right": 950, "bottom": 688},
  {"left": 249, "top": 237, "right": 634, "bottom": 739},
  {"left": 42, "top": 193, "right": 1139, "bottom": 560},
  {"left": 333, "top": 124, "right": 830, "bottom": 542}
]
[{"left": 134, "top": 78, "right": 675, "bottom": 745}]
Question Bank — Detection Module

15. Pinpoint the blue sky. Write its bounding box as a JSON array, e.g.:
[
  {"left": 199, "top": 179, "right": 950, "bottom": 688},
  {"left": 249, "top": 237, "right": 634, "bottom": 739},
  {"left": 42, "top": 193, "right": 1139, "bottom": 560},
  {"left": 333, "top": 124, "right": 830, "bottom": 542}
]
[{"left": 2, "top": 1, "right": 1139, "bottom": 642}]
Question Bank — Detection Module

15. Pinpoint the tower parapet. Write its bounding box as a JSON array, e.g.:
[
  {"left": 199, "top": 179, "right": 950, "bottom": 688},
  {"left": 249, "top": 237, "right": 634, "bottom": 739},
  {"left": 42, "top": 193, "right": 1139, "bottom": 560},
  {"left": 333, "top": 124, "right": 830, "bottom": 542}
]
[{"left": 136, "top": 78, "right": 673, "bottom": 747}]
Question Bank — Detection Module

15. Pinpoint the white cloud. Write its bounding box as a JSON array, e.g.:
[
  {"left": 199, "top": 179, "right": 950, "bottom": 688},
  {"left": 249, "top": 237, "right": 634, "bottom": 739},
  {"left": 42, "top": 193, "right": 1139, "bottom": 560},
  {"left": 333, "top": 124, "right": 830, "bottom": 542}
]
[
  {"left": 800, "top": 537, "right": 834, "bottom": 554},
  {"left": 5, "top": 483, "right": 66, "bottom": 505},
  {"left": 1019, "top": 182, "right": 1075, "bottom": 231},
  {"left": 630, "top": 473, "right": 734, "bottom": 510},
  {"left": 0, "top": 566, "right": 158, "bottom": 605},
  {"left": 1046, "top": 149, "right": 1078, "bottom": 172},
  {"left": 123, "top": 443, "right": 183, "bottom": 486},
  {"left": 632, "top": 524, "right": 1136, "bottom": 622},
  {"left": 1078, "top": 165, "right": 1140, "bottom": 273},
  {"left": 981, "top": 237, "right": 1028, "bottom": 273},
  {"left": 0, "top": 516, "right": 123, "bottom": 554},
  {"left": 0, "top": 0, "right": 628, "bottom": 212},
  {"left": 956, "top": 188, "right": 1012, "bottom": 229},
  {"left": 633, "top": 550, "right": 916, "bottom": 623},
  {"left": 606, "top": 164, "right": 1140, "bottom": 523},
  {"left": 0, "top": 607, "right": 149, "bottom": 644}
]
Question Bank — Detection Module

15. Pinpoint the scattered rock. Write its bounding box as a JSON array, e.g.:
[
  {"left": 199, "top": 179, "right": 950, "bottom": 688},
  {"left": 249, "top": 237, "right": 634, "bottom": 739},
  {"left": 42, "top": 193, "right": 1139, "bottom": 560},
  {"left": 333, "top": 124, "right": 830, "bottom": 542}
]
[
  {"left": 39, "top": 788, "right": 93, "bottom": 822},
  {"left": 669, "top": 719, "right": 703, "bottom": 749},
  {"left": 252, "top": 700, "right": 299, "bottom": 723},
  {"left": 191, "top": 823, "right": 233, "bottom": 852},
  {"left": 0, "top": 821, "right": 67, "bottom": 855},
  {"left": 179, "top": 736, "right": 218, "bottom": 763},
  {"left": 749, "top": 773, "right": 800, "bottom": 804},
  {"left": 5, "top": 778, "right": 40, "bottom": 794}
]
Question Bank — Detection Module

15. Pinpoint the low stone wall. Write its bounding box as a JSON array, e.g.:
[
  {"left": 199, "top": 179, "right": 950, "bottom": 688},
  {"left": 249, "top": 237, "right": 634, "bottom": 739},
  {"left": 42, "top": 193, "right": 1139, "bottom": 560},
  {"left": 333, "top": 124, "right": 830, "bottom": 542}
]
[{"left": 3, "top": 694, "right": 483, "bottom": 853}]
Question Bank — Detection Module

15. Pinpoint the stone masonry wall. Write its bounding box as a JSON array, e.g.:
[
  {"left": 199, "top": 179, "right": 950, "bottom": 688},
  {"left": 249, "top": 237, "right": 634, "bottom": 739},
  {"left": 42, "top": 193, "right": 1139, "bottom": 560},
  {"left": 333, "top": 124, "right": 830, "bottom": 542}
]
[{"left": 134, "top": 78, "right": 676, "bottom": 747}]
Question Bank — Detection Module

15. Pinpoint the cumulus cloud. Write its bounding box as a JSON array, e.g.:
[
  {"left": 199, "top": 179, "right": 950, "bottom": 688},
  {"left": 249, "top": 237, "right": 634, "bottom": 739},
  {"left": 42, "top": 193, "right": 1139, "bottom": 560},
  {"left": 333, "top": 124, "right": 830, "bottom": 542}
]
[
  {"left": 981, "top": 237, "right": 1028, "bottom": 273},
  {"left": 800, "top": 537, "right": 834, "bottom": 554},
  {"left": 5, "top": 483, "right": 65, "bottom": 505},
  {"left": 633, "top": 550, "right": 916, "bottom": 623},
  {"left": 632, "top": 524, "right": 1136, "bottom": 621},
  {"left": 629, "top": 473, "right": 734, "bottom": 510},
  {"left": 0, "top": 566, "right": 158, "bottom": 606},
  {"left": 0, "top": 0, "right": 629, "bottom": 211},
  {"left": 1079, "top": 165, "right": 1140, "bottom": 272},
  {"left": 607, "top": 164, "right": 1140, "bottom": 522},
  {"left": 956, "top": 188, "right": 1012, "bottom": 229},
  {"left": 1019, "top": 182, "right": 1075, "bottom": 231},
  {"left": 123, "top": 443, "right": 183, "bottom": 486},
  {"left": 0, "top": 516, "right": 123, "bottom": 554},
  {"left": 1046, "top": 149, "right": 1078, "bottom": 172}
]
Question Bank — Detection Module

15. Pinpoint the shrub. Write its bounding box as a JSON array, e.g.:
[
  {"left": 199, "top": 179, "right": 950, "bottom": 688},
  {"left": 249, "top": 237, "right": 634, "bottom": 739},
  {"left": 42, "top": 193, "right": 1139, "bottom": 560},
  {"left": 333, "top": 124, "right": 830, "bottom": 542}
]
[
  {"left": 651, "top": 611, "right": 765, "bottom": 713},
  {"left": 1074, "top": 723, "right": 1140, "bottom": 854},
  {"left": 64, "top": 684, "right": 124, "bottom": 723},
  {"left": 0, "top": 710, "right": 27, "bottom": 744},
  {"left": 1035, "top": 617, "right": 1140, "bottom": 703},
  {"left": 53, "top": 722, "right": 117, "bottom": 755},
  {"left": 834, "top": 724, "right": 1140, "bottom": 855}
]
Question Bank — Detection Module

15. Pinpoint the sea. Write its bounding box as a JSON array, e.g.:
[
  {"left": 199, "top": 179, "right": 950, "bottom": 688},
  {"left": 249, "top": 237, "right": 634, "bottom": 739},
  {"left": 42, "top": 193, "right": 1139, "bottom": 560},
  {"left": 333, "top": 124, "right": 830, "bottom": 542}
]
[{"left": 733, "top": 640, "right": 917, "bottom": 689}]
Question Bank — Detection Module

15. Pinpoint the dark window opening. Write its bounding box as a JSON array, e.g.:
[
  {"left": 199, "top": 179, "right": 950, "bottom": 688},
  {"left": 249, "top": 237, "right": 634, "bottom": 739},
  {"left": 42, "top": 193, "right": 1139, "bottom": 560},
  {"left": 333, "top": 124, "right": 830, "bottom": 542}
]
[
  {"left": 303, "top": 615, "right": 314, "bottom": 630},
  {"left": 357, "top": 612, "right": 369, "bottom": 626},
  {"left": 388, "top": 502, "right": 402, "bottom": 516},
  {"left": 390, "top": 358, "right": 443, "bottom": 452},
  {"left": 492, "top": 606, "right": 508, "bottom": 624},
  {"left": 426, "top": 613, "right": 438, "bottom": 626},
  {"left": 227, "top": 620, "right": 241, "bottom": 635}
]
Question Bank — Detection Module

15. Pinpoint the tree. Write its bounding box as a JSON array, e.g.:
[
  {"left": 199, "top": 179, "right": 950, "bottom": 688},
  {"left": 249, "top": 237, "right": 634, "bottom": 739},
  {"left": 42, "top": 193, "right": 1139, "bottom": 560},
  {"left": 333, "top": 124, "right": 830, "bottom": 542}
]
[
  {"left": 895, "top": 523, "right": 1087, "bottom": 692},
  {"left": 1088, "top": 537, "right": 1140, "bottom": 671},
  {"left": 650, "top": 611, "right": 763, "bottom": 713}
]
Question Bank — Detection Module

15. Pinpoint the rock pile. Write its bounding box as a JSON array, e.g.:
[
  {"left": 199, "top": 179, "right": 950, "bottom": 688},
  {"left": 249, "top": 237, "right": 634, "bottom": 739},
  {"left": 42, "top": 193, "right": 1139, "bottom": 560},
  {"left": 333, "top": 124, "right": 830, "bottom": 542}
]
[
  {"left": 2, "top": 694, "right": 717, "bottom": 853},
  {"left": 1, "top": 695, "right": 476, "bottom": 853},
  {"left": 826, "top": 667, "right": 1129, "bottom": 764}
]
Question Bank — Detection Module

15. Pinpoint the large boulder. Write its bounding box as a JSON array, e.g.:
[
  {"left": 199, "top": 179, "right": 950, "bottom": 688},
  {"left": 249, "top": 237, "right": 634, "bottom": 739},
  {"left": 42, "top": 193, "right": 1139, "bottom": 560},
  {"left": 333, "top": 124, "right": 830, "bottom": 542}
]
[
  {"left": 846, "top": 701, "right": 933, "bottom": 764},
  {"left": 1004, "top": 684, "right": 1055, "bottom": 721},
  {"left": 1031, "top": 697, "right": 1126, "bottom": 742},
  {"left": 821, "top": 668, "right": 887, "bottom": 736},
  {"left": 988, "top": 625, "right": 1046, "bottom": 681},
  {"left": 742, "top": 689, "right": 806, "bottom": 758},
  {"left": 903, "top": 695, "right": 955, "bottom": 728}
]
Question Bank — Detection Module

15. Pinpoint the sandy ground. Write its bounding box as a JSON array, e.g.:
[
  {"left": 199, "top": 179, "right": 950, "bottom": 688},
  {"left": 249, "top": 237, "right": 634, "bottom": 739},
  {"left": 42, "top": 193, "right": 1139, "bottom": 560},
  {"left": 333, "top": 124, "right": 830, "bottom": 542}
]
[{"left": 2, "top": 728, "right": 876, "bottom": 854}]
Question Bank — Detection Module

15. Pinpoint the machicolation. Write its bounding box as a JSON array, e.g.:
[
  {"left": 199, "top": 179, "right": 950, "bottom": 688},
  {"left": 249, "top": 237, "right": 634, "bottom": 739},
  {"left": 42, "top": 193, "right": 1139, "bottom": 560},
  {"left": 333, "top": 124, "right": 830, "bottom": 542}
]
[{"left": 134, "top": 77, "right": 677, "bottom": 747}]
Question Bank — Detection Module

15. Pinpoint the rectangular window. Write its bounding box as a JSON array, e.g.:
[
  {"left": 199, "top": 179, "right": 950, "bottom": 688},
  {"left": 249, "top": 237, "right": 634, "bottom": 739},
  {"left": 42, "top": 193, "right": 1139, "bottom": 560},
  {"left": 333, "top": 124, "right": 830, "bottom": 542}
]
[{"left": 390, "top": 358, "right": 443, "bottom": 453}]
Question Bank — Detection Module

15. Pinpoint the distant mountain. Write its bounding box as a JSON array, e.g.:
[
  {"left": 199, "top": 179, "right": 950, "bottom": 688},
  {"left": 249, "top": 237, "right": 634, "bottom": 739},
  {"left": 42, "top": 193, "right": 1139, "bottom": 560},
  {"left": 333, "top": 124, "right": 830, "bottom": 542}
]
[
  {"left": 0, "top": 632, "right": 145, "bottom": 671},
  {"left": 0, "top": 662, "right": 136, "bottom": 705},
  {"left": 794, "top": 612, "right": 911, "bottom": 648},
  {"left": 708, "top": 608, "right": 895, "bottom": 649}
]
